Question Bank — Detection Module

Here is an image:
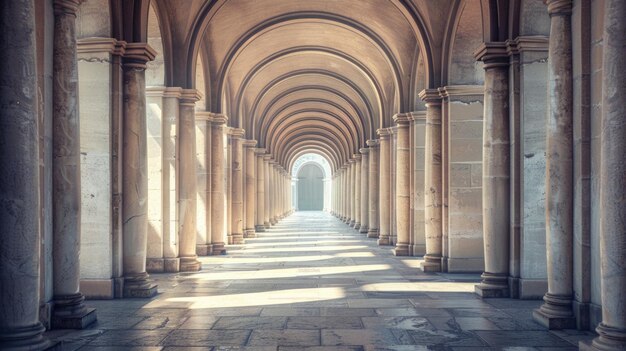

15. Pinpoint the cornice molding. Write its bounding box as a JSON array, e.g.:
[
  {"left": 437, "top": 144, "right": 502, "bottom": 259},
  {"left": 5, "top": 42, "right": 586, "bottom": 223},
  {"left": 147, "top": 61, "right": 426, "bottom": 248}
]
[
  {"left": 438, "top": 85, "right": 484, "bottom": 98},
  {"left": 474, "top": 42, "right": 509, "bottom": 68},
  {"left": 506, "top": 36, "right": 549, "bottom": 55},
  {"left": 393, "top": 112, "right": 411, "bottom": 126},
  {"left": 145, "top": 86, "right": 183, "bottom": 98},
  {"left": 366, "top": 139, "right": 380, "bottom": 147},
  {"left": 77, "top": 38, "right": 126, "bottom": 56},
  {"left": 209, "top": 112, "right": 228, "bottom": 125},
  {"left": 123, "top": 43, "right": 157, "bottom": 69},
  {"left": 243, "top": 139, "right": 257, "bottom": 147},
  {"left": 359, "top": 147, "right": 370, "bottom": 154}
]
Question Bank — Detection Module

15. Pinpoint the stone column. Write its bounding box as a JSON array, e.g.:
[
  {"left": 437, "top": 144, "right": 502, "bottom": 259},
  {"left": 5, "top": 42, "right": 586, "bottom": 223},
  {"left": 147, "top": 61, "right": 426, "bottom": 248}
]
[
  {"left": 582, "top": 0, "right": 626, "bottom": 349},
  {"left": 263, "top": 156, "right": 271, "bottom": 228},
  {"left": 210, "top": 113, "right": 228, "bottom": 255},
  {"left": 342, "top": 166, "right": 348, "bottom": 222},
  {"left": 419, "top": 90, "right": 443, "bottom": 271},
  {"left": 474, "top": 43, "right": 511, "bottom": 298},
  {"left": 378, "top": 128, "right": 392, "bottom": 245},
  {"left": 0, "top": 0, "right": 52, "bottom": 347},
  {"left": 121, "top": 43, "right": 158, "bottom": 297},
  {"left": 178, "top": 89, "right": 201, "bottom": 271},
  {"left": 255, "top": 149, "right": 266, "bottom": 232},
  {"left": 533, "top": 0, "right": 575, "bottom": 329},
  {"left": 353, "top": 156, "right": 362, "bottom": 228},
  {"left": 269, "top": 161, "right": 276, "bottom": 225},
  {"left": 244, "top": 140, "right": 257, "bottom": 237},
  {"left": 394, "top": 113, "right": 411, "bottom": 256},
  {"left": 367, "top": 140, "right": 380, "bottom": 238},
  {"left": 51, "top": 0, "right": 97, "bottom": 327},
  {"left": 229, "top": 128, "right": 245, "bottom": 244},
  {"left": 359, "top": 148, "right": 370, "bottom": 234}
]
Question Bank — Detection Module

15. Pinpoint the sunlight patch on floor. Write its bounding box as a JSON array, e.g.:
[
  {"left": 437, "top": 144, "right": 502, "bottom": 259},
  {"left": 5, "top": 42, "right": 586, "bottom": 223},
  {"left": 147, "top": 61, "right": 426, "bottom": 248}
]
[
  {"left": 359, "top": 282, "right": 476, "bottom": 293},
  {"left": 186, "top": 264, "right": 393, "bottom": 281},
  {"left": 240, "top": 245, "right": 369, "bottom": 253},
  {"left": 199, "top": 255, "right": 336, "bottom": 264},
  {"left": 160, "top": 287, "right": 346, "bottom": 309}
]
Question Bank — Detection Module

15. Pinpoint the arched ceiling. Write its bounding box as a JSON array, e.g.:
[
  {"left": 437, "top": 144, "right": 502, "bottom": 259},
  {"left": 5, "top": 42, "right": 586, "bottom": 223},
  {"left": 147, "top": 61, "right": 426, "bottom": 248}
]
[{"left": 151, "top": 0, "right": 463, "bottom": 172}]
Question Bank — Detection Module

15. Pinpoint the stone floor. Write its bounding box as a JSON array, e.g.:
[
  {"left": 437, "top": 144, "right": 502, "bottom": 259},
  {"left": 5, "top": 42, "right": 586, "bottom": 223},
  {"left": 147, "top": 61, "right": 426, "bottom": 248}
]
[{"left": 46, "top": 211, "right": 595, "bottom": 350}]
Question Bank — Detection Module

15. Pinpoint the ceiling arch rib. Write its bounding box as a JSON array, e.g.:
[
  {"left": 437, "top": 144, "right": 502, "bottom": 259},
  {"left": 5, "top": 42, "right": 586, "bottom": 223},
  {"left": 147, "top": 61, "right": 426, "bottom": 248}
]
[
  {"left": 245, "top": 70, "right": 377, "bottom": 138},
  {"left": 271, "top": 126, "right": 351, "bottom": 166},
  {"left": 231, "top": 46, "right": 388, "bottom": 130},
  {"left": 282, "top": 140, "right": 345, "bottom": 172},
  {"left": 289, "top": 150, "right": 336, "bottom": 176},
  {"left": 258, "top": 98, "right": 362, "bottom": 151}
]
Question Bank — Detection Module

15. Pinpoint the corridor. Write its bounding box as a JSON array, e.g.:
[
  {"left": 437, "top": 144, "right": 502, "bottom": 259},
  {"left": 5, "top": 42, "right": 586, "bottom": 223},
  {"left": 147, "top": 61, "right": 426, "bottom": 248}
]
[{"left": 45, "top": 212, "right": 592, "bottom": 350}]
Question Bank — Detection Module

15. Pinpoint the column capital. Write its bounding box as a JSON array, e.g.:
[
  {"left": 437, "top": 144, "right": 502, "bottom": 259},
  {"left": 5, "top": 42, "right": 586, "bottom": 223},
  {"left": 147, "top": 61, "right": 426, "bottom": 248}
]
[
  {"left": 393, "top": 113, "right": 411, "bottom": 126},
  {"left": 54, "top": 0, "right": 82, "bottom": 15},
  {"left": 474, "top": 42, "right": 509, "bottom": 68},
  {"left": 352, "top": 154, "right": 362, "bottom": 161},
  {"left": 408, "top": 111, "right": 427, "bottom": 122},
  {"left": 263, "top": 154, "right": 272, "bottom": 161},
  {"left": 418, "top": 89, "right": 442, "bottom": 105},
  {"left": 180, "top": 89, "right": 202, "bottom": 106},
  {"left": 228, "top": 128, "right": 245, "bottom": 138},
  {"left": 544, "top": 0, "right": 572, "bottom": 16},
  {"left": 77, "top": 38, "right": 126, "bottom": 56},
  {"left": 359, "top": 147, "right": 370, "bottom": 154},
  {"left": 376, "top": 128, "right": 392, "bottom": 139},
  {"left": 505, "top": 36, "right": 549, "bottom": 56},
  {"left": 254, "top": 147, "right": 266, "bottom": 154},
  {"left": 438, "top": 85, "right": 484, "bottom": 98},
  {"left": 209, "top": 113, "right": 228, "bottom": 125},
  {"left": 123, "top": 42, "right": 157, "bottom": 69},
  {"left": 243, "top": 139, "right": 257, "bottom": 147},
  {"left": 145, "top": 86, "right": 183, "bottom": 98},
  {"left": 195, "top": 111, "right": 212, "bottom": 121},
  {"left": 366, "top": 139, "right": 380, "bottom": 147}
]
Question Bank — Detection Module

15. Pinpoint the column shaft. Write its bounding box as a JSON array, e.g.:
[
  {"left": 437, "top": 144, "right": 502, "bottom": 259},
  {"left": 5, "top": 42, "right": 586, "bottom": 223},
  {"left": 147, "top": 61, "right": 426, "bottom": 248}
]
[
  {"left": 474, "top": 44, "right": 511, "bottom": 297},
  {"left": 178, "top": 90, "right": 201, "bottom": 271},
  {"left": 394, "top": 114, "right": 411, "bottom": 256},
  {"left": 359, "top": 149, "right": 370, "bottom": 234},
  {"left": 367, "top": 140, "right": 380, "bottom": 238},
  {"left": 210, "top": 114, "right": 228, "bottom": 254},
  {"left": 263, "top": 157, "right": 271, "bottom": 227},
  {"left": 0, "top": 0, "right": 51, "bottom": 347},
  {"left": 583, "top": 0, "right": 626, "bottom": 349},
  {"left": 420, "top": 90, "right": 443, "bottom": 271},
  {"left": 121, "top": 43, "right": 157, "bottom": 297},
  {"left": 51, "top": 0, "right": 97, "bottom": 327},
  {"left": 534, "top": 0, "right": 576, "bottom": 329},
  {"left": 230, "top": 129, "right": 244, "bottom": 244},
  {"left": 378, "top": 129, "right": 392, "bottom": 245},
  {"left": 244, "top": 141, "right": 257, "bottom": 237},
  {"left": 255, "top": 150, "right": 266, "bottom": 231}
]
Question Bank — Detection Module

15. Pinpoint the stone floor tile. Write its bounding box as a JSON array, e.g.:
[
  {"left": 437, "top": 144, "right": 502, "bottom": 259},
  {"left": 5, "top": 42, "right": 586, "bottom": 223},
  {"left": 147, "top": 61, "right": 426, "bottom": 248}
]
[
  {"left": 363, "top": 346, "right": 434, "bottom": 351},
  {"left": 348, "top": 299, "right": 413, "bottom": 308},
  {"left": 279, "top": 346, "right": 363, "bottom": 351},
  {"left": 406, "top": 329, "right": 487, "bottom": 347},
  {"left": 178, "top": 316, "right": 220, "bottom": 329},
  {"left": 132, "top": 316, "right": 189, "bottom": 330},
  {"left": 160, "top": 330, "right": 251, "bottom": 347},
  {"left": 361, "top": 317, "right": 432, "bottom": 331},
  {"left": 374, "top": 308, "right": 423, "bottom": 317},
  {"left": 320, "top": 307, "right": 377, "bottom": 317},
  {"left": 286, "top": 316, "right": 364, "bottom": 329},
  {"left": 87, "top": 330, "right": 172, "bottom": 347},
  {"left": 321, "top": 329, "right": 400, "bottom": 346},
  {"left": 212, "top": 316, "right": 287, "bottom": 329},
  {"left": 79, "top": 347, "right": 164, "bottom": 351},
  {"left": 473, "top": 330, "right": 574, "bottom": 347},
  {"left": 247, "top": 329, "right": 321, "bottom": 346},
  {"left": 260, "top": 307, "right": 320, "bottom": 316},
  {"left": 453, "top": 317, "right": 501, "bottom": 330}
]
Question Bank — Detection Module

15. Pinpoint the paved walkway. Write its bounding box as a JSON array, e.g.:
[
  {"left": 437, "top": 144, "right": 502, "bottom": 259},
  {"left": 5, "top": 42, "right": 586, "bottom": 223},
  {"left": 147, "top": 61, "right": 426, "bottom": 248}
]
[{"left": 47, "top": 211, "right": 593, "bottom": 350}]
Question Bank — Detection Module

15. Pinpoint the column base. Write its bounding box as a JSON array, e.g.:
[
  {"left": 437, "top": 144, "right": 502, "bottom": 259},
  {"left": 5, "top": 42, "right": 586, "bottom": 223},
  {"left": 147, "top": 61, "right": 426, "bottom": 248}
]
[
  {"left": 212, "top": 242, "right": 226, "bottom": 255},
  {"left": 354, "top": 222, "right": 361, "bottom": 230},
  {"left": 420, "top": 261, "right": 442, "bottom": 272},
  {"left": 146, "top": 258, "right": 165, "bottom": 273},
  {"left": 359, "top": 225, "right": 368, "bottom": 234},
  {"left": 349, "top": 220, "right": 356, "bottom": 227},
  {"left": 164, "top": 258, "right": 180, "bottom": 272},
  {"left": 255, "top": 225, "right": 266, "bottom": 232},
  {"left": 532, "top": 293, "right": 576, "bottom": 329},
  {"left": 394, "top": 244, "right": 410, "bottom": 256},
  {"left": 229, "top": 234, "right": 245, "bottom": 245},
  {"left": 180, "top": 256, "right": 202, "bottom": 272},
  {"left": 52, "top": 293, "right": 97, "bottom": 329},
  {"left": 367, "top": 228, "right": 379, "bottom": 239},
  {"left": 196, "top": 244, "right": 212, "bottom": 256},
  {"left": 123, "top": 273, "right": 158, "bottom": 298},
  {"left": 270, "top": 219, "right": 277, "bottom": 225},
  {"left": 377, "top": 236, "right": 391, "bottom": 246},
  {"left": 244, "top": 229, "right": 256, "bottom": 238},
  {"left": 0, "top": 323, "right": 56, "bottom": 351},
  {"left": 580, "top": 323, "right": 626, "bottom": 351},
  {"left": 474, "top": 272, "right": 510, "bottom": 298},
  {"left": 411, "top": 244, "right": 426, "bottom": 256},
  {"left": 264, "top": 222, "right": 270, "bottom": 229}
]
